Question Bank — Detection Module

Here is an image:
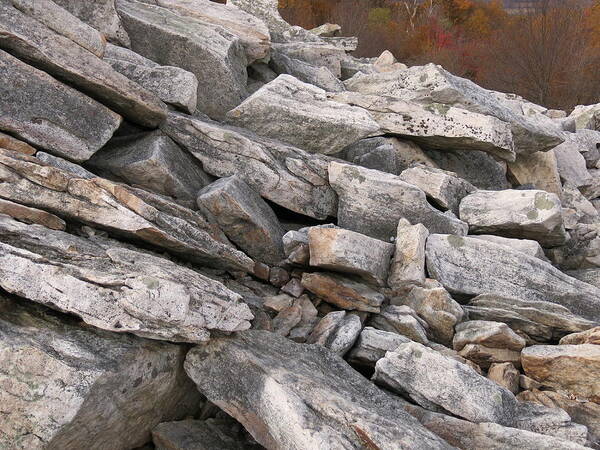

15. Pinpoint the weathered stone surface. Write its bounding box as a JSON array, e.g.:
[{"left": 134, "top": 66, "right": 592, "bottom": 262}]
[
  {"left": 374, "top": 342, "right": 518, "bottom": 425},
  {"left": 426, "top": 235, "right": 600, "bottom": 322},
  {"left": 459, "top": 344, "right": 522, "bottom": 370},
  {"left": 347, "top": 327, "right": 411, "bottom": 368},
  {"left": 36, "top": 152, "right": 96, "bottom": 179},
  {"left": 369, "top": 305, "right": 429, "bottom": 344},
  {"left": 470, "top": 235, "right": 550, "bottom": 262},
  {"left": 184, "top": 330, "right": 451, "bottom": 450},
  {"left": 507, "top": 150, "right": 563, "bottom": 197},
  {"left": 488, "top": 362, "right": 520, "bottom": 394},
  {"left": 197, "top": 176, "right": 285, "bottom": 265},
  {"left": 161, "top": 112, "right": 337, "bottom": 220},
  {"left": 0, "top": 3, "right": 167, "bottom": 127},
  {"left": 306, "top": 310, "right": 362, "bottom": 355},
  {"left": 388, "top": 219, "right": 428, "bottom": 291},
  {"left": 0, "top": 198, "right": 66, "bottom": 231},
  {"left": 0, "top": 295, "right": 201, "bottom": 450},
  {"left": 373, "top": 50, "right": 406, "bottom": 73},
  {"left": 287, "top": 295, "right": 319, "bottom": 343},
  {"left": 329, "top": 161, "right": 468, "bottom": 241},
  {"left": 0, "top": 49, "right": 121, "bottom": 162},
  {"left": 560, "top": 327, "right": 600, "bottom": 345},
  {"left": 399, "top": 165, "right": 476, "bottom": 215},
  {"left": 228, "top": 0, "right": 301, "bottom": 41},
  {"left": 104, "top": 44, "right": 198, "bottom": 113},
  {"left": 522, "top": 345, "right": 600, "bottom": 402},
  {"left": 554, "top": 136, "right": 593, "bottom": 188},
  {"left": 514, "top": 401, "right": 589, "bottom": 444},
  {"left": 0, "top": 215, "right": 253, "bottom": 342},
  {"left": 454, "top": 320, "right": 526, "bottom": 352},
  {"left": 310, "top": 23, "right": 341, "bottom": 37},
  {"left": 301, "top": 272, "right": 384, "bottom": 313},
  {"left": 332, "top": 91, "right": 516, "bottom": 161},
  {"left": 570, "top": 103, "right": 600, "bottom": 131},
  {"left": 459, "top": 189, "right": 567, "bottom": 247},
  {"left": 464, "top": 294, "right": 597, "bottom": 344},
  {"left": 308, "top": 227, "right": 394, "bottom": 286},
  {"left": 116, "top": 0, "right": 247, "bottom": 119},
  {"left": 0, "top": 149, "right": 253, "bottom": 272},
  {"left": 272, "top": 303, "right": 302, "bottom": 336},
  {"left": 263, "top": 293, "right": 294, "bottom": 313},
  {"left": 89, "top": 131, "right": 211, "bottom": 208},
  {"left": 227, "top": 75, "right": 379, "bottom": 155},
  {"left": 271, "top": 42, "right": 347, "bottom": 77},
  {"left": 54, "top": 0, "right": 131, "bottom": 46},
  {"left": 0, "top": 132, "right": 36, "bottom": 155}
]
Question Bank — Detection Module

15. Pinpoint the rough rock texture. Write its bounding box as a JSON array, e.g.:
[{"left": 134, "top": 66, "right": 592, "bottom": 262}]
[
  {"left": 197, "top": 175, "right": 285, "bottom": 265},
  {"left": 554, "top": 135, "right": 594, "bottom": 188},
  {"left": 470, "top": 235, "right": 550, "bottom": 261},
  {"left": 184, "top": 330, "right": 452, "bottom": 450},
  {"left": 560, "top": 327, "right": 600, "bottom": 345},
  {"left": 306, "top": 310, "right": 362, "bottom": 355},
  {"left": 488, "top": 362, "right": 520, "bottom": 394},
  {"left": 0, "top": 49, "right": 121, "bottom": 162},
  {"left": 458, "top": 344, "right": 522, "bottom": 370},
  {"left": 0, "top": 131, "right": 36, "bottom": 155},
  {"left": 369, "top": 305, "right": 429, "bottom": 344},
  {"left": 329, "top": 161, "right": 468, "bottom": 241},
  {"left": 453, "top": 320, "right": 526, "bottom": 352},
  {"left": 426, "top": 234, "right": 600, "bottom": 322},
  {"left": 36, "top": 152, "right": 96, "bottom": 179},
  {"left": 0, "top": 215, "right": 253, "bottom": 342},
  {"left": 0, "top": 295, "right": 201, "bottom": 450},
  {"left": 388, "top": 219, "right": 429, "bottom": 290},
  {"left": 514, "top": 401, "right": 589, "bottom": 444},
  {"left": 227, "top": 75, "right": 380, "bottom": 155},
  {"left": 0, "top": 3, "right": 166, "bottom": 127},
  {"left": 228, "top": 0, "right": 302, "bottom": 40},
  {"left": 507, "top": 150, "right": 563, "bottom": 197},
  {"left": 270, "top": 41, "right": 347, "bottom": 78},
  {"left": 162, "top": 112, "right": 337, "bottom": 220},
  {"left": 0, "top": 198, "right": 66, "bottom": 231},
  {"left": 374, "top": 342, "right": 518, "bottom": 425},
  {"left": 347, "top": 327, "right": 412, "bottom": 368}
]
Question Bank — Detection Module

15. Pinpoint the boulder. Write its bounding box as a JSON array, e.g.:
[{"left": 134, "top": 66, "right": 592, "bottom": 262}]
[
  {"left": 310, "top": 23, "right": 341, "bottom": 37},
  {"left": 560, "top": 327, "right": 600, "bottom": 345},
  {"left": 514, "top": 401, "right": 589, "bottom": 444},
  {"left": 306, "top": 310, "right": 362, "bottom": 356},
  {"left": 488, "top": 362, "right": 520, "bottom": 394},
  {"left": 0, "top": 3, "right": 166, "bottom": 127},
  {"left": 272, "top": 303, "right": 303, "bottom": 336},
  {"left": 197, "top": 176, "right": 285, "bottom": 265},
  {"left": 0, "top": 198, "right": 66, "bottom": 231},
  {"left": 329, "top": 161, "right": 468, "bottom": 241},
  {"left": 0, "top": 49, "right": 122, "bottom": 162},
  {"left": 228, "top": 0, "right": 302, "bottom": 41},
  {"left": 469, "top": 235, "right": 550, "bottom": 262},
  {"left": 554, "top": 136, "right": 593, "bottom": 188},
  {"left": 373, "top": 342, "right": 518, "bottom": 425},
  {"left": 347, "top": 327, "right": 412, "bottom": 369},
  {"left": 0, "top": 215, "right": 253, "bottom": 342},
  {"left": 459, "top": 189, "right": 567, "bottom": 247},
  {"left": 184, "top": 330, "right": 451, "bottom": 449},
  {"left": 369, "top": 305, "right": 429, "bottom": 344},
  {"left": 161, "top": 112, "right": 337, "bottom": 220},
  {"left": 308, "top": 227, "right": 394, "bottom": 286},
  {"left": 458, "top": 344, "right": 522, "bottom": 370},
  {"left": 0, "top": 149, "right": 253, "bottom": 272},
  {"left": 116, "top": 0, "right": 247, "bottom": 119},
  {"left": 271, "top": 42, "right": 346, "bottom": 77},
  {"left": 226, "top": 75, "right": 380, "bottom": 155},
  {"left": 287, "top": 295, "right": 319, "bottom": 343},
  {"left": 36, "top": 152, "right": 96, "bottom": 179},
  {"left": 453, "top": 321, "right": 526, "bottom": 352},
  {"left": 0, "top": 295, "right": 201, "bottom": 449},
  {"left": 388, "top": 219, "right": 428, "bottom": 291},
  {"left": 507, "top": 150, "right": 563, "bottom": 197},
  {"left": 0, "top": 131, "right": 36, "bottom": 155},
  {"left": 569, "top": 103, "right": 600, "bottom": 131},
  {"left": 426, "top": 235, "right": 600, "bottom": 322}
]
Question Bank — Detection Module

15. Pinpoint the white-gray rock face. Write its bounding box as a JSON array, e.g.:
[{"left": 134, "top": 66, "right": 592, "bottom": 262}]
[
  {"left": 388, "top": 219, "right": 428, "bottom": 291},
  {"left": 374, "top": 342, "right": 518, "bottom": 425},
  {"left": 228, "top": 0, "right": 303, "bottom": 41},
  {"left": 469, "top": 235, "right": 550, "bottom": 261},
  {"left": 226, "top": 75, "right": 380, "bottom": 155},
  {"left": 0, "top": 295, "right": 201, "bottom": 450},
  {"left": 426, "top": 234, "right": 600, "bottom": 322},
  {"left": 369, "top": 305, "right": 429, "bottom": 344},
  {"left": 453, "top": 320, "right": 526, "bottom": 352},
  {"left": 36, "top": 152, "right": 96, "bottom": 179},
  {"left": 554, "top": 135, "right": 593, "bottom": 188},
  {"left": 0, "top": 215, "right": 253, "bottom": 342},
  {"left": 569, "top": 103, "right": 600, "bottom": 131},
  {"left": 306, "top": 310, "right": 363, "bottom": 356},
  {"left": 0, "top": 49, "right": 122, "bottom": 162},
  {"left": 459, "top": 189, "right": 568, "bottom": 247},
  {"left": 271, "top": 42, "right": 347, "bottom": 77},
  {"left": 184, "top": 330, "right": 452, "bottom": 450},
  {"left": 329, "top": 161, "right": 469, "bottom": 241},
  {"left": 161, "top": 112, "right": 337, "bottom": 220},
  {"left": 347, "top": 327, "right": 412, "bottom": 368},
  {"left": 197, "top": 175, "right": 285, "bottom": 265}
]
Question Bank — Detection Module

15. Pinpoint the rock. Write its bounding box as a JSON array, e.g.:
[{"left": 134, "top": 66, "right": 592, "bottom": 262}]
[
  {"left": 488, "top": 362, "right": 520, "bottom": 394},
  {"left": 0, "top": 215, "right": 253, "bottom": 342},
  {"left": 426, "top": 235, "right": 600, "bottom": 322},
  {"left": 54, "top": 0, "right": 131, "bottom": 46},
  {"left": 308, "top": 227, "right": 394, "bottom": 286},
  {"left": 0, "top": 295, "right": 201, "bottom": 449},
  {"left": 116, "top": 0, "right": 247, "bottom": 120},
  {"left": 0, "top": 3, "right": 167, "bottom": 127},
  {"left": 571, "top": 129, "right": 600, "bottom": 168},
  {"left": 0, "top": 149, "right": 254, "bottom": 272},
  {"left": 103, "top": 44, "right": 198, "bottom": 113},
  {"left": 306, "top": 310, "right": 362, "bottom": 356},
  {"left": 36, "top": 152, "right": 96, "bottom": 179},
  {"left": 226, "top": 75, "right": 379, "bottom": 155},
  {"left": 373, "top": 50, "right": 407, "bottom": 73},
  {"left": 469, "top": 235, "right": 550, "bottom": 262},
  {"left": 271, "top": 41, "right": 346, "bottom": 77},
  {"left": 369, "top": 305, "right": 429, "bottom": 344},
  {"left": 228, "top": 0, "right": 300, "bottom": 41},
  {"left": 554, "top": 136, "right": 593, "bottom": 188},
  {"left": 507, "top": 150, "right": 563, "bottom": 197},
  {"left": 522, "top": 344, "right": 600, "bottom": 402},
  {"left": 329, "top": 161, "right": 468, "bottom": 241},
  {"left": 301, "top": 272, "right": 384, "bottom": 313},
  {"left": 89, "top": 131, "right": 211, "bottom": 208},
  {"left": 464, "top": 294, "right": 597, "bottom": 344},
  {"left": 281, "top": 277, "right": 304, "bottom": 297},
  {"left": 287, "top": 295, "right": 319, "bottom": 342},
  {"left": 388, "top": 219, "right": 428, "bottom": 291},
  {"left": 198, "top": 175, "right": 285, "bottom": 265},
  {"left": 310, "top": 23, "right": 341, "bottom": 37},
  {"left": 332, "top": 91, "right": 516, "bottom": 161},
  {"left": 0, "top": 49, "right": 122, "bottom": 162},
  {"left": 569, "top": 103, "right": 600, "bottom": 131},
  {"left": 347, "top": 327, "right": 412, "bottom": 369},
  {"left": 0, "top": 198, "right": 66, "bottom": 231},
  {"left": 269, "top": 267, "right": 290, "bottom": 287},
  {"left": 567, "top": 268, "right": 600, "bottom": 289},
  {"left": 373, "top": 342, "right": 518, "bottom": 425},
  {"left": 459, "top": 189, "right": 567, "bottom": 247},
  {"left": 520, "top": 375, "right": 543, "bottom": 391},
  {"left": 399, "top": 165, "right": 476, "bottom": 215},
  {"left": 458, "top": 344, "right": 522, "bottom": 370},
  {"left": 272, "top": 303, "right": 302, "bottom": 336},
  {"left": 0, "top": 132, "right": 36, "bottom": 156},
  {"left": 514, "top": 401, "right": 589, "bottom": 444},
  {"left": 263, "top": 293, "right": 294, "bottom": 313},
  {"left": 454, "top": 321, "right": 526, "bottom": 352},
  {"left": 560, "top": 327, "right": 600, "bottom": 345},
  {"left": 161, "top": 112, "right": 337, "bottom": 220},
  {"left": 11, "top": 0, "right": 106, "bottom": 57}
]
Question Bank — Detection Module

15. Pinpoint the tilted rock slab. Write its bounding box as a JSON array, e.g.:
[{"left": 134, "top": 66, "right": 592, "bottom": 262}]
[
  {"left": 271, "top": 42, "right": 347, "bottom": 78},
  {"left": 0, "top": 215, "right": 253, "bottom": 342},
  {"left": 36, "top": 151, "right": 96, "bottom": 179},
  {"left": 0, "top": 149, "right": 253, "bottom": 272},
  {"left": 227, "top": 75, "right": 380, "bottom": 155},
  {"left": 0, "top": 3, "right": 166, "bottom": 127},
  {"left": 329, "top": 161, "right": 468, "bottom": 241},
  {"left": 0, "top": 49, "right": 121, "bottom": 162},
  {"left": 388, "top": 219, "right": 428, "bottom": 290},
  {"left": 0, "top": 198, "right": 66, "bottom": 231},
  {"left": 507, "top": 150, "right": 563, "bottom": 197},
  {"left": 0, "top": 131, "right": 36, "bottom": 155},
  {"left": 347, "top": 327, "right": 412, "bottom": 368},
  {"left": 162, "top": 112, "right": 337, "bottom": 220},
  {"left": 228, "top": 0, "right": 299, "bottom": 40},
  {"left": 184, "top": 330, "right": 452, "bottom": 450},
  {"left": 470, "top": 235, "right": 550, "bottom": 262},
  {"left": 426, "top": 234, "right": 600, "bottom": 322},
  {"left": 453, "top": 320, "right": 526, "bottom": 352},
  {"left": 306, "top": 310, "right": 363, "bottom": 356},
  {"left": 0, "top": 295, "right": 201, "bottom": 450}
]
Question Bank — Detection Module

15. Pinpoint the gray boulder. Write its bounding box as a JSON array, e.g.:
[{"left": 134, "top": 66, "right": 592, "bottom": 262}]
[
  {"left": 388, "top": 219, "right": 428, "bottom": 291},
  {"left": 469, "top": 235, "right": 550, "bottom": 262},
  {"left": 347, "top": 327, "right": 412, "bottom": 368},
  {"left": 306, "top": 310, "right": 363, "bottom": 356},
  {"left": 453, "top": 320, "right": 526, "bottom": 352},
  {"left": 507, "top": 150, "right": 563, "bottom": 197},
  {"left": 554, "top": 135, "right": 593, "bottom": 188},
  {"left": 271, "top": 41, "right": 347, "bottom": 77},
  {"left": 369, "top": 305, "right": 429, "bottom": 344},
  {"left": 36, "top": 152, "right": 96, "bottom": 179}
]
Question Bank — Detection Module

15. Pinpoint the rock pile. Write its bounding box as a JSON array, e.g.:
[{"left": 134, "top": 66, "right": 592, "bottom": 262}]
[{"left": 1, "top": 0, "right": 599, "bottom": 449}]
